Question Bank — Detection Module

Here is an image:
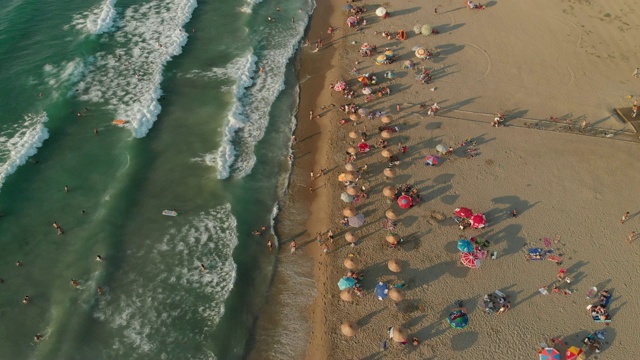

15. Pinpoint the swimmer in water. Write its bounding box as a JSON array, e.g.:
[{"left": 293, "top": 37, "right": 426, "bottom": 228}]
[
  {"left": 199, "top": 264, "right": 207, "bottom": 272},
  {"left": 53, "top": 222, "right": 59, "bottom": 229},
  {"left": 71, "top": 279, "right": 79, "bottom": 287},
  {"left": 96, "top": 255, "right": 103, "bottom": 262},
  {"left": 23, "top": 295, "right": 30, "bottom": 304},
  {"left": 34, "top": 334, "right": 44, "bottom": 342},
  {"left": 64, "top": 185, "right": 69, "bottom": 192},
  {"left": 16, "top": 261, "right": 23, "bottom": 267},
  {"left": 97, "top": 287, "right": 103, "bottom": 295}
]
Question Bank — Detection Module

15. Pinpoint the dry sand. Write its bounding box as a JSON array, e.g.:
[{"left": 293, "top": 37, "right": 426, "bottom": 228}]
[{"left": 286, "top": 0, "right": 640, "bottom": 359}]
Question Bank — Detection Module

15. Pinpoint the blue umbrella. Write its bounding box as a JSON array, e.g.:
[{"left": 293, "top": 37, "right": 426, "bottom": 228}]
[
  {"left": 338, "top": 277, "right": 356, "bottom": 290},
  {"left": 447, "top": 310, "right": 469, "bottom": 329},
  {"left": 375, "top": 282, "right": 388, "bottom": 300},
  {"left": 343, "top": 4, "right": 354, "bottom": 10},
  {"left": 457, "top": 239, "right": 474, "bottom": 253}
]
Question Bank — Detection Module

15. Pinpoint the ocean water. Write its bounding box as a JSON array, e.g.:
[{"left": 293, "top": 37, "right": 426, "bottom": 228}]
[{"left": 0, "top": 0, "right": 313, "bottom": 358}]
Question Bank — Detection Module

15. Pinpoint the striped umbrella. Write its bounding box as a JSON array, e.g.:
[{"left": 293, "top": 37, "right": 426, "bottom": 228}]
[
  {"left": 538, "top": 348, "right": 560, "bottom": 360},
  {"left": 461, "top": 252, "right": 480, "bottom": 269}
]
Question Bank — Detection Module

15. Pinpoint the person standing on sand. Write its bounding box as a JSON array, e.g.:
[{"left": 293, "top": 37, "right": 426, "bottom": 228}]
[
  {"left": 621, "top": 211, "right": 630, "bottom": 224},
  {"left": 633, "top": 67, "right": 640, "bottom": 78},
  {"left": 290, "top": 240, "right": 297, "bottom": 253},
  {"left": 628, "top": 231, "right": 636, "bottom": 243}
]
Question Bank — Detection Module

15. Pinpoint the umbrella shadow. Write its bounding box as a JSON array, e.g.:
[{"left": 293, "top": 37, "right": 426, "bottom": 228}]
[
  {"left": 398, "top": 215, "right": 419, "bottom": 227},
  {"left": 358, "top": 307, "right": 386, "bottom": 328},
  {"left": 502, "top": 108, "right": 530, "bottom": 125},
  {"left": 430, "top": 64, "right": 456, "bottom": 80},
  {"left": 435, "top": 22, "right": 465, "bottom": 35},
  {"left": 488, "top": 195, "right": 538, "bottom": 222},
  {"left": 434, "top": 43, "right": 465, "bottom": 57},
  {"left": 434, "top": 173, "right": 455, "bottom": 184},
  {"left": 392, "top": 6, "right": 421, "bottom": 16},
  {"left": 451, "top": 331, "right": 478, "bottom": 351},
  {"left": 486, "top": 223, "right": 526, "bottom": 256},
  {"left": 440, "top": 194, "right": 459, "bottom": 205},
  {"left": 422, "top": 184, "right": 453, "bottom": 203},
  {"left": 425, "top": 121, "right": 443, "bottom": 130},
  {"left": 439, "top": 97, "right": 480, "bottom": 114}
]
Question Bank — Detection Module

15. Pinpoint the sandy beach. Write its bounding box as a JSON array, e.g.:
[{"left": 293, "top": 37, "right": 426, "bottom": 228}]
[{"left": 254, "top": 0, "right": 640, "bottom": 359}]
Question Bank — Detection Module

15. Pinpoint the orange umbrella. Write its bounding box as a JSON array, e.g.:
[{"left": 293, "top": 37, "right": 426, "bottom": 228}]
[
  {"left": 385, "top": 234, "right": 400, "bottom": 244},
  {"left": 341, "top": 321, "right": 358, "bottom": 336},
  {"left": 338, "top": 173, "right": 347, "bottom": 182}
]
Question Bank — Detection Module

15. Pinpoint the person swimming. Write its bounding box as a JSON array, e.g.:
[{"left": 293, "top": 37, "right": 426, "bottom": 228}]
[
  {"left": 23, "top": 295, "right": 30, "bottom": 304},
  {"left": 199, "top": 263, "right": 207, "bottom": 272},
  {"left": 96, "top": 255, "right": 103, "bottom": 262}
]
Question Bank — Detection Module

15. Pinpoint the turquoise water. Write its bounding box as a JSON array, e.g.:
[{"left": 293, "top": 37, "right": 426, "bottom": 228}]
[{"left": 0, "top": 0, "right": 311, "bottom": 358}]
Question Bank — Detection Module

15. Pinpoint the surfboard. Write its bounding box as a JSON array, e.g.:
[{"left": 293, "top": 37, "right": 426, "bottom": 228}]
[
  {"left": 162, "top": 210, "right": 178, "bottom": 216},
  {"left": 113, "top": 119, "right": 127, "bottom": 125}
]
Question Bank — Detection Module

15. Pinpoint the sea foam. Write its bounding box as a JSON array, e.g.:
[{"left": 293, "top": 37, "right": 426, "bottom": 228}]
[
  {"left": 93, "top": 205, "right": 238, "bottom": 357},
  {"left": 0, "top": 113, "right": 49, "bottom": 190},
  {"left": 69, "top": 0, "right": 118, "bottom": 35},
  {"left": 75, "top": 0, "right": 197, "bottom": 138}
]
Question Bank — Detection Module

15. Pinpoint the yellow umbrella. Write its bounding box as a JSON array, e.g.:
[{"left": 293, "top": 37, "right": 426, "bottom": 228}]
[
  {"left": 382, "top": 186, "right": 395, "bottom": 197},
  {"left": 388, "top": 288, "right": 405, "bottom": 302},
  {"left": 381, "top": 115, "right": 392, "bottom": 123},
  {"left": 348, "top": 131, "right": 359, "bottom": 139},
  {"left": 341, "top": 321, "right": 358, "bottom": 336},
  {"left": 343, "top": 207, "right": 356, "bottom": 217},
  {"left": 385, "top": 234, "right": 400, "bottom": 244},
  {"left": 381, "top": 149, "right": 393, "bottom": 158},
  {"left": 340, "top": 289, "right": 355, "bottom": 301},
  {"left": 381, "top": 130, "right": 392, "bottom": 139},
  {"left": 345, "top": 231, "right": 358, "bottom": 243},
  {"left": 383, "top": 168, "right": 396, "bottom": 178},
  {"left": 346, "top": 186, "right": 358, "bottom": 195},
  {"left": 343, "top": 257, "right": 359, "bottom": 270},
  {"left": 385, "top": 209, "right": 398, "bottom": 220},
  {"left": 388, "top": 259, "right": 402, "bottom": 272}
]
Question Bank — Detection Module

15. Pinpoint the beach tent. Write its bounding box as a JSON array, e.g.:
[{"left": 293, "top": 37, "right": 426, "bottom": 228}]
[
  {"left": 348, "top": 213, "right": 366, "bottom": 227},
  {"left": 375, "top": 282, "right": 389, "bottom": 300},
  {"left": 455, "top": 207, "right": 473, "bottom": 218},
  {"left": 338, "top": 276, "right": 357, "bottom": 290},
  {"left": 457, "top": 239, "right": 475, "bottom": 253},
  {"left": 461, "top": 252, "right": 481, "bottom": 268},
  {"left": 447, "top": 309, "right": 469, "bottom": 329},
  {"left": 470, "top": 213, "right": 487, "bottom": 229},
  {"left": 397, "top": 195, "right": 412, "bottom": 209},
  {"left": 538, "top": 348, "right": 561, "bottom": 360}
]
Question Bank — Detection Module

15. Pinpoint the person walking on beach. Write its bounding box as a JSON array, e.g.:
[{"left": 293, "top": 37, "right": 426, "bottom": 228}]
[
  {"left": 290, "top": 240, "right": 297, "bottom": 253},
  {"left": 628, "top": 231, "right": 636, "bottom": 243},
  {"left": 621, "top": 211, "right": 630, "bottom": 224},
  {"left": 633, "top": 67, "right": 640, "bottom": 78},
  {"left": 581, "top": 119, "right": 587, "bottom": 131}
]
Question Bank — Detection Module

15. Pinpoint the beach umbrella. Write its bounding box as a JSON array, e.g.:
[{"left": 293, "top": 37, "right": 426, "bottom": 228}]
[
  {"left": 348, "top": 213, "right": 365, "bottom": 227},
  {"left": 566, "top": 347, "right": 585, "bottom": 360},
  {"left": 343, "top": 4, "right": 353, "bottom": 10},
  {"left": 381, "top": 149, "right": 393, "bottom": 158},
  {"left": 357, "top": 108, "right": 369, "bottom": 116},
  {"left": 334, "top": 81, "right": 346, "bottom": 91},
  {"left": 421, "top": 24, "right": 432, "bottom": 36},
  {"left": 385, "top": 209, "right": 398, "bottom": 220},
  {"left": 425, "top": 155, "right": 440, "bottom": 166},
  {"left": 358, "top": 142, "right": 370, "bottom": 153},
  {"left": 343, "top": 257, "right": 359, "bottom": 270},
  {"left": 397, "top": 195, "right": 412, "bottom": 209},
  {"left": 461, "top": 252, "right": 480, "bottom": 269},
  {"left": 346, "top": 186, "right": 358, "bottom": 195},
  {"left": 343, "top": 207, "right": 356, "bottom": 217},
  {"left": 347, "top": 147, "right": 357, "bottom": 155},
  {"left": 375, "top": 282, "right": 389, "bottom": 300},
  {"left": 362, "top": 87, "right": 372, "bottom": 95},
  {"left": 388, "top": 288, "right": 405, "bottom": 302},
  {"left": 357, "top": 75, "right": 368, "bottom": 84},
  {"left": 454, "top": 207, "right": 473, "bottom": 218},
  {"left": 413, "top": 24, "right": 422, "bottom": 34},
  {"left": 348, "top": 131, "right": 359, "bottom": 139},
  {"left": 415, "top": 47, "right": 427, "bottom": 59},
  {"left": 391, "top": 326, "right": 408, "bottom": 343},
  {"left": 339, "top": 288, "right": 355, "bottom": 301},
  {"left": 381, "top": 130, "right": 392, "bottom": 139},
  {"left": 383, "top": 168, "right": 396, "bottom": 178},
  {"left": 457, "top": 239, "right": 475, "bottom": 253},
  {"left": 386, "top": 234, "right": 400, "bottom": 244},
  {"left": 349, "top": 113, "right": 359, "bottom": 121},
  {"left": 436, "top": 144, "right": 448, "bottom": 154},
  {"left": 338, "top": 173, "right": 347, "bottom": 182},
  {"left": 346, "top": 16, "right": 358, "bottom": 26},
  {"left": 375, "top": 7, "right": 387, "bottom": 17},
  {"left": 344, "top": 172, "right": 357, "bottom": 181},
  {"left": 338, "top": 276, "right": 356, "bottom": 290},
  {"left": 345, "top": 162, "right": 357, "bottom": 171},
  {"left": 375, "top": 54, "right": 387, "bottom": 65},
  {"left": 388, "top": 259, "right": 402, "bottom": 272},
  {"left": 341, "top": 321, "right": 358, "bottom": 337},
  {"left": 345, "top": 231, "right": 357, "bottom": 243},
  {"left": 538, "top": 348, "right": 561, "bottom": 360},
  {"left": 383, "top": 186, "right": 395, "bottom": 198},
  {"left": 447, "top": 309, "right": 469, "bottom": 329},
  {"left": 381, "top": 115, "right": 392, "bottom": 123},
  {"left": 470, "top": 213, "right": 487, "bottom": 229},
  {"left": 340, "top": 192, "right": 354, "bottom": 203},
  {"left": 384, "top": 50, "right": 395, "bottom": 58}
]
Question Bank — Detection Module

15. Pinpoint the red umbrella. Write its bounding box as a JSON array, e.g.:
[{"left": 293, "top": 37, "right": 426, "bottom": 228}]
[
  {"left": 358, "top": 142, "right": 370, "bottom": 153},
  {"left": 461, "top": 252, "right": 480, "bottom": 268},
  {"left": 470, "top": 213, "right": 486, "bottom": 229},
  {"left": 454, "top": 207, "right": 473, "bottom": 218},
  {"left": 397, "top": 195, "right": 412, "bottom": 209}
]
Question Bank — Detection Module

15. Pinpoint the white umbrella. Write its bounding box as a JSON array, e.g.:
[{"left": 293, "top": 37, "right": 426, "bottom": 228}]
[
  {"left": 413, "top": 24, "right": 422, "bottom": 34},
  {"left": 375, "top": 7, "right": 387, "bottom": 17},
  {"left": 421, "top": 24, "right": 432, "bottom": 36},
  {"left": 341, "top": 192, "right": 354, "bottom": 203},
  {"left": 436, "top": 144, "right": 447, "bottom": 154},
  {"left": 362, "top": 87, "right": 372, "bottom": 95},
  {"left": 348, "top": 213, "right": 366, "bottom": 227},
  {"left": 415, "top": 48, "right": 427, "bottom": 59}
]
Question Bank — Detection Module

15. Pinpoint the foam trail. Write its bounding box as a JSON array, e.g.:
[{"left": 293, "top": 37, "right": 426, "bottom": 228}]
[
  {"left": 0, "top": 113, "right": 49, "bottom": 190},
  {"left": 69, "top": 0, "right": 118, "bottom": 35},
  {"left": 93, "top": 205, "right": 237, "bottom": 358},
  {"left": 42, "top": 58, "right": 86, "bottom": 99},
  {"left": 239, "top": 0, "right": 264, "bottom": 14},
  {"left": 75, "top": 0, "right": 197, "bottom": 138}
]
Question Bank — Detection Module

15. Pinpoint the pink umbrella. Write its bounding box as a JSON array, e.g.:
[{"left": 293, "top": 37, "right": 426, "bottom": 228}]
[
  {"left": 397, "top": 195, "right": 412, "bottom": 209},
  {"left": 470, "top": 213, "right": 486, "bottom": 229},
  {"left": 461, "top": 252, "right": 480, "bottom": 268},
  {"left": 358, "top": 142, "right": 370, "bottom": 153},
  {"left": 334, "top": 81, "right": 346, "bottom": 91},
  {"left": 454, "top": 207, "right": 473, "bottom": 218}
]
